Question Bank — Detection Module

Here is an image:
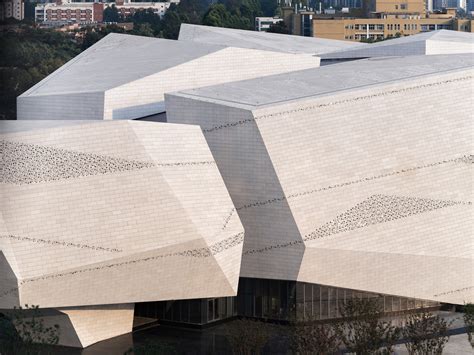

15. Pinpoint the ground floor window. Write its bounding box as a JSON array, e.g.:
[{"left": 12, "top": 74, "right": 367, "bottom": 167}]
[{"left": 135, "top": 278, "right": 440, "bottom": 325}]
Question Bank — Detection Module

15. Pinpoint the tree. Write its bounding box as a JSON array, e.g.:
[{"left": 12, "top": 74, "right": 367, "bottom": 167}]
[
  {"left": 267, "top": 20, "right": 289, "bottom": 34},
  {"left": 0, "top": 312, "right": 19, "bottom": 351},
  {"left": 463, "top": 303, "right": 474, "bottom": 349},
  {"left": 81, "top": 28, "right": 103, "bottom": 49},
  {"left": 403, "top": 312, "right": 451, "bottom": 355},
  {"left": 335, "top": 297, "right": 400, "bottom": 354},
  {"left": 260, "top": 0, "right": 277, "bottom": 16},
  {"left": 131, "top": 9, "right": 162, "bottom": 36},
  {"left": 81, "top": 25, "right": 127, "bottom": 50},
  {"left": 132, "top": 23, "right": 155, "bottom": 37},
  {"left": 202, "top": 0, "right": 263, "bottom": 30},
  {"left": 0, "top": 305, "right": 60, "bottom": 355},
  {"left": 202, "top": 4, "right": 231, "bottom": 27},
  {"left": 162, "top": 6, "right": 182, "bottom": 39},
  {"left": 103, "top": 4, "right": 121, "bottom": 23},
  {"left": 129, "top": 0, "right": 208, "bottom": 39},
  {"left": 289, "top": 320, "right": 340, "bottom": 354},
  {"left": 176, "top": 0, "right": 209, "bottom": 24},
  {"left": 0, "top": 27, "right": 80, "bottom": 119},
  {"left": 224, "top": 319, "right": 271, "bottom": 355}
]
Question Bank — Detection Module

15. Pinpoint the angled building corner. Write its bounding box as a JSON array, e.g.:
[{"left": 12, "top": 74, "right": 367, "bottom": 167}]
[
  {"left": 166, "top": 53, "right": 473, "bottom": 307},
  {"left": 0, "top": 120, "right": 244, "bottom": 347}
]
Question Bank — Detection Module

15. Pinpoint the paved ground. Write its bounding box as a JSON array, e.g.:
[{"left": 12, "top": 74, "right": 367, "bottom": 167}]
[
  {"left": 34, "top": 311, "right": 474, "bottom": 354},
  {"left": 389, "top": 311, "right": 473, "bottom": 354},
  {"left": 394, "top": 333, "right": 473, "bottom": 354}
]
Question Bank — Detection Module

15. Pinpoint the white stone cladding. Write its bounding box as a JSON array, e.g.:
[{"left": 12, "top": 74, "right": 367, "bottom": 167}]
[
  {"left": 425, "top": 36, "right": 474, "bottom": 55},
  {"left": 17, "top": 33, "right": 320, "bottom": 121},
  {"left": 7, "top": 29, "right": 474, "bottom": 349},
  {"left": 178, "top": 23, "right": 367, "bottom": 55},
  {"left": 17, "top": 91, "right": 105, "bottom": 121},
  {"left": 14, "top": 304, "right": 134, "bottom": 348},
  {"left": 57, "top": 304, "right": 134, "bottom": 348},
  {"left": 0, "top": 120, "right": 244, "bottom": 347},
  {"left": 166, "top": 54, "right": 473, "bottom": 306},
  {"left": 320, "top": 30, "right": 474, "bottom": 59},
  {"left": 103, "top": 47, "right": 321, "bottom": 120}
]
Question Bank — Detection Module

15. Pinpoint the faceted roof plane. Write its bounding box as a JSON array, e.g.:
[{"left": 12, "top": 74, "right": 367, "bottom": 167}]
[
  {"left": 320, "top": 30, "right": 474, "bottom": 59},
  {"left": 17, "top": 33, "right": 321, "bottom": 120},
  {"left": 178, "top": 23, "right": 367, "bottom": 55},
  {"left": 173, "top": 53, "right": 474, "bottom": 108},
  {"left": 20, "top": 33, "right": 225, "bottom": 96}
]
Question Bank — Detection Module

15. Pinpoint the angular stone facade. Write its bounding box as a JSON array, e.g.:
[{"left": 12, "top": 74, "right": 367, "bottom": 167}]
[
  {"left": 0, "top": 120, "right": 244, "bottom": 347},
  {"left": 17, "top": 34, "right": 321, "bottom": 121},
  {"left": 166, "top": 54, "right": 473, "bottom": 306}
]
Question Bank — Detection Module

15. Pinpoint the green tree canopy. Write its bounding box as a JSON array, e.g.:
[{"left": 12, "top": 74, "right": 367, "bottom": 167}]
[
  {"left": 267, "top": 20, "right": 289, "bottom": 34},
  {"left": 131, "top": 23, "right": 155, "bottom": 37},
  {"left": 0, "top": 27, "right": 80, "bottom": 119},
  {"left": 202, "top": 0, "right": 267, "bottom": 30},
  {"left": 162, "top": 6, "right": 182, "bottom": 39},
  {"left": 103, "top": 5, "right": 121, "bottom": 23}
]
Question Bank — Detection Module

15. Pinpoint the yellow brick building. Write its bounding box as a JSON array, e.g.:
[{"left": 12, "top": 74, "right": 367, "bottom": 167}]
[
  {"left": 313, "top": 16, "right": 473, "bottom": 41},
  {"left": 372, "top": 0, "right": 425, "bottom": 15},
  {"left": 283, "top": 0, "right": 473, "bottom": 42}
]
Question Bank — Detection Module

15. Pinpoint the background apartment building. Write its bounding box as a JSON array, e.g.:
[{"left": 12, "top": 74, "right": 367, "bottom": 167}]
[
  {"left": 282, "top": 0, "right": 473, "bottom": 41},
  {"left": 113, "top": 0, "right": 174, "bottom": 19},
  {"left": 0, "top": 0, "right": 24, "bottom": 21},
  {"left": 255, "top": 16, "right": 283, "bottom": 31},
  {"left": 313, "top": 11, "right": 473, "bottom": 40},
  {"left": 35, "top": 1, "right": 102, "bottom": 23},
  {"left": 468, "top": 0, "right": 474, "bottom": 11},
  {"left": 35, "top": 0, "right": 177, "bottom": 24}
]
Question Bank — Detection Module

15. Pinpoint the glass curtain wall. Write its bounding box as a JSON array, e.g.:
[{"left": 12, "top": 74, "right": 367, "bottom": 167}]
[
  {"left": 239, "top": 278, "right": 440, "bottom": 322},
  {"left": 135, "top": 297, "right": 237, "bottom": 326},
  {"left": 136, "top": 278, "right": 440, "bottom": 326}
]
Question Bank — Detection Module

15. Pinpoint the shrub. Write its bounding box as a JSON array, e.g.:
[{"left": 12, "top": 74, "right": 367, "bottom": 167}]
[{"left": 403, "top": 312, "right": 451, "bottom": 355}]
